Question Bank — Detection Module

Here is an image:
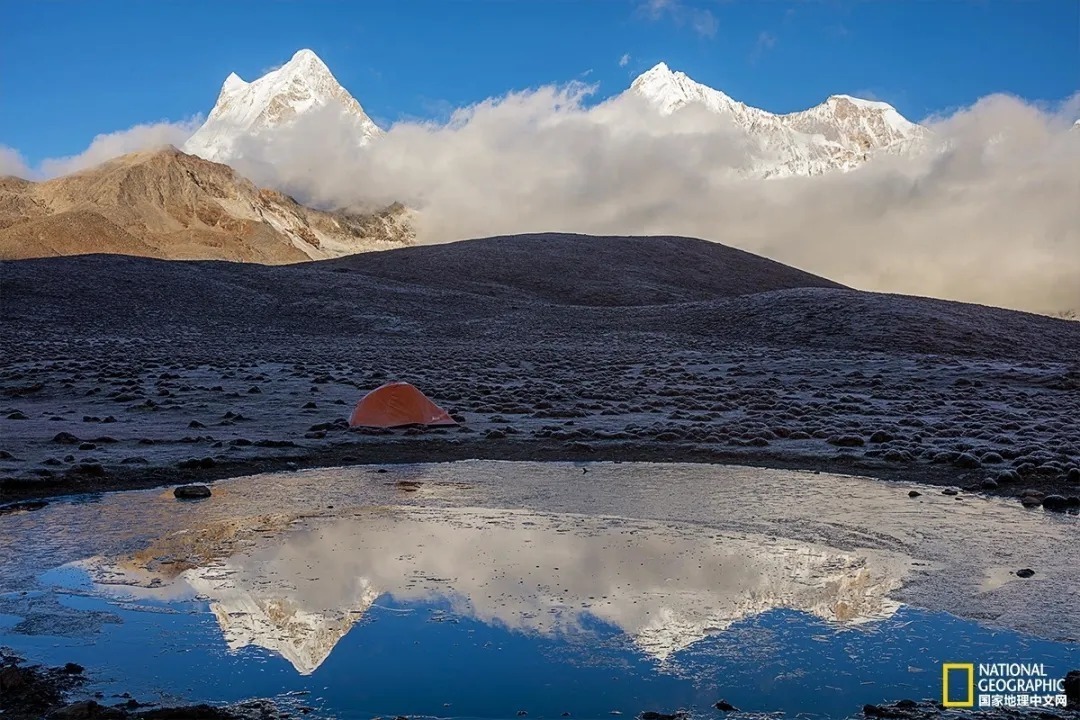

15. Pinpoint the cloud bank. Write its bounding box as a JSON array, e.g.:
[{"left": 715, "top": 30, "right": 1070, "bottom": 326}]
[
  {"left": 220, "top": 85, "right": 1079, "bottom": 315},
  {"left": 5, "top": 118, "right": 201, "bottom": 180},
  {"left": 8, "top": 83, "right": 1079, "bottom": 315}
]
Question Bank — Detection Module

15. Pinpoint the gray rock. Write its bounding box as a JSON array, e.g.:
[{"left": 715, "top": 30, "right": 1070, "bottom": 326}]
[
  {"left": 1041, "top": 495, "right": 1071, "bottom": 512},
  {"left": 173, "top": 484, "right": 212, "bottom": 499},
  {"left": 1065, "top": 670, "right": 1079, "bottom": 708},
  {"left": 953, "top": 452, "right": 981, "bottom": 469},
  {"left": 996, "top": 469, "right": 1020, "bottom": 483},
  {"left": 827, "top": 435, "right": 864, "bottom": 447}
]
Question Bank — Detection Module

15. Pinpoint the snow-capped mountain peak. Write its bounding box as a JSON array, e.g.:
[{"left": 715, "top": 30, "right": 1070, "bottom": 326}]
[
  {"left": 627, "top": 62, "right": 925, "bottom": 176},
  {"left": 184, "top": 48, "right": 380, "bottom": 164},
  {"left": 630, "top": 62, "right": 745, "bottom": 118}
]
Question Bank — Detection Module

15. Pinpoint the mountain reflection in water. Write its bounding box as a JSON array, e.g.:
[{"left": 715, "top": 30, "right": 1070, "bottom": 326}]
[{"left": 88, "top": 507, "right": 909, "bottom": 674}]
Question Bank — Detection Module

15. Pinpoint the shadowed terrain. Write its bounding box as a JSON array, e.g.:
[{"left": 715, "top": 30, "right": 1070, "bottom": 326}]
[{"left": 2, "top": 233, "right": 1079, "bottom": 504}]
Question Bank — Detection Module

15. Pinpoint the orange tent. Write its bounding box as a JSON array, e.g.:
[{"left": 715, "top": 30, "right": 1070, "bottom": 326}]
[{"left": 348, "top": 381, "right": 458, "bottom": 428}]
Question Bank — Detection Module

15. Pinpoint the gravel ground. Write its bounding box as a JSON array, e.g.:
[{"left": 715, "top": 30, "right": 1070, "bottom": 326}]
[{"left": 2, "top": 237, "right": 1079, "bottom": 508}]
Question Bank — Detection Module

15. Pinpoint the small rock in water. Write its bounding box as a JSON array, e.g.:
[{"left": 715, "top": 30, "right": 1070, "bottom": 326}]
[
  {"left": 1067, "top": 468, "right": 1080, "bottom": 483},
  {"left": 62, "top": 662, "right": 84, "bottom": 674},
  {"left": 713, "top": 700, "right": 738, "bottom": 711},
  {"left": 908, "top": 490, "right": 921, "bottom": 497},
  {"left": 1015, "top": 568, "right": 1035, "bottom": 578},
  {"left": 174, "top": 484, "right": 212, "bottom": 499},
  {"left": 941, "top": 488, "right": 958, "bottom": 496},
  {"left": 1064, "top": 670, "right": 1079, "bottom": 707}
]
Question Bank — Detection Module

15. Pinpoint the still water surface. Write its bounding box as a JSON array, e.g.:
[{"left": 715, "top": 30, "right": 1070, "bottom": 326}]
[{"left": 1, "top": 461, "right": 1077, "bottom": 718}]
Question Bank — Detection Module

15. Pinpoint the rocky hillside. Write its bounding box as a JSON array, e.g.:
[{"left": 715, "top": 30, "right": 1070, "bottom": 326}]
[{"left": 0, "top": 147, "right": 414, "bottom": 263}]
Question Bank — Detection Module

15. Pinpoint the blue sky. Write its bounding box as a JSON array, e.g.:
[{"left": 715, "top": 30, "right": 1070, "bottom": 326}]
[{"left": 2, "top": 0, "right": 1077, "bottom": 165}]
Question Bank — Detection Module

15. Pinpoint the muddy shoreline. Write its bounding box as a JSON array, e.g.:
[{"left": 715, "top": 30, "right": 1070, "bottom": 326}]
[{"left": 3, "top": 435, "right": 1079, "bottom": 506}]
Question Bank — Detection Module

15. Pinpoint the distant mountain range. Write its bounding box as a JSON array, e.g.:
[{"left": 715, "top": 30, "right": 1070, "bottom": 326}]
[
  {"left": 182, "top": 49, "right": 926, "bottom": 179},
  {"left": 0, "top": 49, "right": 932, "bottom": 264}
]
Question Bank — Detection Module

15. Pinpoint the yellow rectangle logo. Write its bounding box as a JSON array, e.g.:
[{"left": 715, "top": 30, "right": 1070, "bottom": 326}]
[{"left": 942, "top": 663, "right": 975, "bottom": 707}]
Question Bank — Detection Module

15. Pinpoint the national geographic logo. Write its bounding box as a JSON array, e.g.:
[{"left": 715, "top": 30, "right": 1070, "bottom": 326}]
[{"left": 943, "top": 663, "right": 1067, "bottom": 708}]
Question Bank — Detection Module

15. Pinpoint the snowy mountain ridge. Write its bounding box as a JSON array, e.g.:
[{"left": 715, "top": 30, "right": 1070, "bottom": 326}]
[
  {"left": 627, "top": 62, "right": 926, "bottom": 177},
  {"left": 184, "top": 49, "right": 927, "bottom": 178}
]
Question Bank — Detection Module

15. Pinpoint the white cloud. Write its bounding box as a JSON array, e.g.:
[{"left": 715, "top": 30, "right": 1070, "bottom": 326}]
[
  {"left": 638, "top": 0, "right": 718, "bottom": 39},
  {"left": 220, "top": 85, "right": 1080, "bottom": 316},
  {"left": 619, "top": 53, "right": 631, "bottom": 68},
  {"left": 0, "top": 145, "right": 32, "bottom": 178},
  {"left": 750, "top": 31, "right": 777, "bottom": 63},
  {"left": 36, "top": 118, "right": 203, "bottom": 178}
]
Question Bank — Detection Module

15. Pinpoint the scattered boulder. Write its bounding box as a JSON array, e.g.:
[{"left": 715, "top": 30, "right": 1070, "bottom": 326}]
[
  {"left": 1041, "top": 494, "right": 1070, "bottom": 512},
  {"left": 6, "top": 411, "right": 28, "bottom": 420},
  {"left": 908, "top": 490, "right": 921, "bottom": 498},
  {"left": 1015, "top": 568, "right": 1035, "bottom": 578},
  {"left": 941, "top": 488, "right": 958, "bottom": 496},
  {"left": 45, "top": 699, "right": 125, "bottom": 719},
  {"left": 827, "top": 435, "right": 864, "bottom": 447},
  {"left": 996, "top": 469, "right": 1020, "bottom": 484},
  {"left": 173, "top": 484, "right": 212, "bottom": 500},
  {"left": 953, "top": 452, "right": 981, "bottom": 469},
  {"left": 52, "top": 432, "right": 79, "bottom": 445},
  {"left": 868, "top": 430, "right": 894, "bottom": 443}
]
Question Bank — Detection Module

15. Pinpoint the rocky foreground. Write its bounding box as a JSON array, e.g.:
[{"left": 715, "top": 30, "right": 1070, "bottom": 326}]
[
  {"left": 2, "top": 653, "right": 1077, "bottom": 719},
  {"left": 2, "top": 234, "right": 1079, "bottom": 508}
]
